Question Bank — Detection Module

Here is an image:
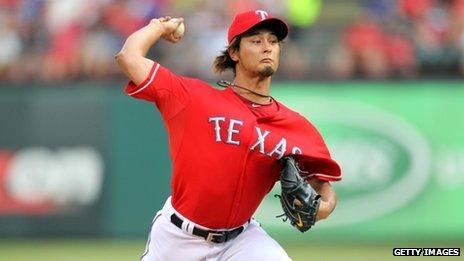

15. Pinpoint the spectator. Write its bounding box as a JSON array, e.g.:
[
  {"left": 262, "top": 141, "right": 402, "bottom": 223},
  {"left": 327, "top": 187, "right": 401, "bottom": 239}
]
[
  {"left": 0, "top": 11, "right": 22, "bottom": 79},
  {"left": 329, "top": 1, "right": 418, "bottom": 79},
  {"left": 331, "top": 14, "right": 390, "bottom": 79}
]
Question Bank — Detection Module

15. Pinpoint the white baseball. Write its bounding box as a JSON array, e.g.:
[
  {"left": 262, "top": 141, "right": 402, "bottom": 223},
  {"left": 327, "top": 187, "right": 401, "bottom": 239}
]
[{"left": 171, "top": 19, "right": 185, "bottom": 38}]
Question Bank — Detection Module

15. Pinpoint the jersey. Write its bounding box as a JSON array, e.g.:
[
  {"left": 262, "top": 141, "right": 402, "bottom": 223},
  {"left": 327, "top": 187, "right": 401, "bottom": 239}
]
[{"left": 124, "top": 62, "right": 341, "bottom": 229}]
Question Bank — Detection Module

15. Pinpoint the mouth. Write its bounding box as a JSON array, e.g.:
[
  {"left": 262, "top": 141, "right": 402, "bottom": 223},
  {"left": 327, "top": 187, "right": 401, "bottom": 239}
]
[{"left": 260, "top": 58, "right": 273, "bottom": 63}]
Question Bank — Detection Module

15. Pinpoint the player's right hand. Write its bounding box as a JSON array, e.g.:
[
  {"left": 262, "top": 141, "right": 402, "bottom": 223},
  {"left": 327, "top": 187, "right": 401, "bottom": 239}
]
[{"left": 153, "top": 16, "right": 184, "bottom": 43}]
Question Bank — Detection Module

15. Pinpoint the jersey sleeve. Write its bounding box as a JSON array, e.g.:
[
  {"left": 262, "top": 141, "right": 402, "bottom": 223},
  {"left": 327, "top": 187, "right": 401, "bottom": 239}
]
[
  {"left": 124, "top": 62, "right": 192, "bottom": 120},
  {"left": 294, "top": 117, "right": 342, "bottom": 182},
  {"left": 299, "top": 156, "right": 342, "bottom": 182}
]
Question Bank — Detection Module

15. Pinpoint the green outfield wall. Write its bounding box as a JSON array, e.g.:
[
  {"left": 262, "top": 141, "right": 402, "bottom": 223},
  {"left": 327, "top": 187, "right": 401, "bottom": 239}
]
[{"left": 0, "top": 81, "right": 463, "bottom": 244}]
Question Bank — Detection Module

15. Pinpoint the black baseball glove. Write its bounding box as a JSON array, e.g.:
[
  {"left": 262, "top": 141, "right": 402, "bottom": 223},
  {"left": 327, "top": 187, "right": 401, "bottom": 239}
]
[{"left": 275, "top": 156, "right": 321, "bottom": 233}]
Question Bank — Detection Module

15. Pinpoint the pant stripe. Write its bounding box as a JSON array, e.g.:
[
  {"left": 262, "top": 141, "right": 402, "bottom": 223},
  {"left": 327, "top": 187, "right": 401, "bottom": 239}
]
[{"left": 140, "top": 213, "right": 162, "bottom": 260}]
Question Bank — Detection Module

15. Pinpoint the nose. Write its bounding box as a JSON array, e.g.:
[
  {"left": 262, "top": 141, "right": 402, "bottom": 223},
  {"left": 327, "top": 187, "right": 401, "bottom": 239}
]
[{"left": 262, "top": 40, "right": 272, "bottom": 53}]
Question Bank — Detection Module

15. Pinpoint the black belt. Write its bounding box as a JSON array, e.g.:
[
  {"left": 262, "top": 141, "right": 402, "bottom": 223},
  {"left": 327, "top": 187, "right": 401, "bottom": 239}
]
[{"left": 170, "top": 213, "right": 245, "bottom": 243}]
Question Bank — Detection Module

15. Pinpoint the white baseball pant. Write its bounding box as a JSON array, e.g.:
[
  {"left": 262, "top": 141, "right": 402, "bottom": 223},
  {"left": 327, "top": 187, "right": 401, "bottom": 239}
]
[{"left": 140, "top": 197, "right": 292, "bottom": 261}]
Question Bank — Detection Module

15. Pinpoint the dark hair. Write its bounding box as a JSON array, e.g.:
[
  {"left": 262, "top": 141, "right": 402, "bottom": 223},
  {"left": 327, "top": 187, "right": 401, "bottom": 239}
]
[
  {"left": 213, "top": 25, "right": 284, "bottom": 76},
  {"left": 213, "top": 36, "right": 241, "bottom": 76}
]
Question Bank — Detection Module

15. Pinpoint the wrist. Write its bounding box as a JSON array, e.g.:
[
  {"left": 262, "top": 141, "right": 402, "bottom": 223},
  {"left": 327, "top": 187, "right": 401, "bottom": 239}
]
[
  {"left": 316, "top": 200, "right": 332, "bottom": 221},
  {"left": 148, "top": 19, "right": 167, "bottom": 36}
]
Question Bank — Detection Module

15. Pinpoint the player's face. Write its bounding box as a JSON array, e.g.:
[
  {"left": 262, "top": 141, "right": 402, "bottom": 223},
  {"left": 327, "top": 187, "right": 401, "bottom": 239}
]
[{"left": 234, "top": 30, "right": 280, "bottom": 78}]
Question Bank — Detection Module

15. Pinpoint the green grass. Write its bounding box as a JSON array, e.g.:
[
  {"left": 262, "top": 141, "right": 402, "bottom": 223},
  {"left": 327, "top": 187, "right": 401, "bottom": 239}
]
[{"left": 0, "top": 239, "right": 458, "bottom": 261}]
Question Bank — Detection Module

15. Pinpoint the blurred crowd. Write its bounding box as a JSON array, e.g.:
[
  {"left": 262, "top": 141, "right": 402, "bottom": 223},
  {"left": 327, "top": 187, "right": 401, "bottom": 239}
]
[
  {"left": 0, "top": 0, "right": 163, "bottom": 82},
  {"left": 0, "top": 0, "right": 463, "bottom": 83},
  {"left": 329, "top": 0, "right": 464, "bottom": 79}
]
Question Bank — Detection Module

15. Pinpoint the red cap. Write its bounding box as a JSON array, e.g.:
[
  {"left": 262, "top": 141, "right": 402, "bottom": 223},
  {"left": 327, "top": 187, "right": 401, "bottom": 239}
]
[{"left": 227, "top": 10, "right": 288, "bottom": 45}]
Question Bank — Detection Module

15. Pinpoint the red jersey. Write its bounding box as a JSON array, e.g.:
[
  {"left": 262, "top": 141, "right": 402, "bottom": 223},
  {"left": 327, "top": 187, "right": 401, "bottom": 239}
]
[{"left": 124, "top": 62, "right": 341, "bottom": 229}]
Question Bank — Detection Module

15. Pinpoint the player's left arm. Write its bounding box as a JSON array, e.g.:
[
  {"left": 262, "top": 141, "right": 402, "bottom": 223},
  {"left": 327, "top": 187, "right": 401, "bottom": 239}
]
[{"left": 308, "top": 178, "right": 337, "bottom": 221}]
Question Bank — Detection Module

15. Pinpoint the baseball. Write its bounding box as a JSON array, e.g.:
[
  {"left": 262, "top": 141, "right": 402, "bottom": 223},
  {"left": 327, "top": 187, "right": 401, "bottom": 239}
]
[{"left": 171, "top": 19, "right": 185, "bottom": 38}]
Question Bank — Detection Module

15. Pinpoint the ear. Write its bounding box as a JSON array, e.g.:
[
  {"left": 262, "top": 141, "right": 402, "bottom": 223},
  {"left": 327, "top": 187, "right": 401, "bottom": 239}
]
[{"left": 228, "top": 48, "right": 239, "bottom": 62}]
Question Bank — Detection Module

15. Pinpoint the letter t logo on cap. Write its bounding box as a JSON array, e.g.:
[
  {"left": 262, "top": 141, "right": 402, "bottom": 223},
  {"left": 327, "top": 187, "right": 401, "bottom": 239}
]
[{"left": 255, "top": 10, "right": 269, "bottom": 20}]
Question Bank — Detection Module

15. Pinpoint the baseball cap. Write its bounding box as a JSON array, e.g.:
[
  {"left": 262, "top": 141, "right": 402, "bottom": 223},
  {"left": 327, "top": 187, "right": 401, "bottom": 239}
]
[{"left": 227, "top": 10, "right": 288, "bottom": 45}]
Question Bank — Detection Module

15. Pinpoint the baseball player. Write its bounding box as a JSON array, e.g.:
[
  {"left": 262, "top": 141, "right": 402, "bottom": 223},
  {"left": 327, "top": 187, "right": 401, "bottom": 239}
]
[{"left": 116, "top": 10, "right": 341, "bottom": 261}]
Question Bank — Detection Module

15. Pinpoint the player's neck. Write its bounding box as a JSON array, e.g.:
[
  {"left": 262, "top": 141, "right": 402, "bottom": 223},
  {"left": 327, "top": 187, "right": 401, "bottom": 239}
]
[{"left": 233, "top": 74, "right": 272, "bottom": 104}]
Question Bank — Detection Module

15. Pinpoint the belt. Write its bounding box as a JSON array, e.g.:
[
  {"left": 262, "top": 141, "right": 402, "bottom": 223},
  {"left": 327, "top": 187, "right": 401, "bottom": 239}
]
[{"left": 170, "top": 213, "right": 245, "bottom": 243}]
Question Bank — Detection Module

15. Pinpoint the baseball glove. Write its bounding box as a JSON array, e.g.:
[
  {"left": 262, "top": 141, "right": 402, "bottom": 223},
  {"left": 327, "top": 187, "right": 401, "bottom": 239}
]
[{"left": 275, "top": 156, "right": 321, "bottom": 233}]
